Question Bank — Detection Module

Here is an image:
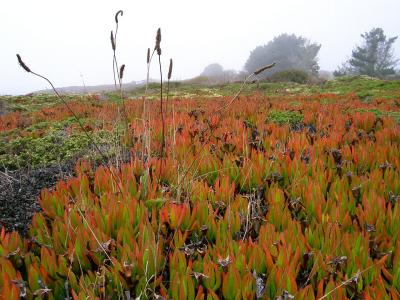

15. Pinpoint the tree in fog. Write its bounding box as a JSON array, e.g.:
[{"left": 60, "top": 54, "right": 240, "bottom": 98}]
[
  {"left": 334, "top": 28, "right": 398, "bottom": 78},
  {"left": 244, "top": 33, "right": 321, "bottom": 79},
  {"left": 199, "top": 63, "right": 239, "bottom": 83},
  {"left": 200, "top": 63, "right": 224, "bottom": 77}
]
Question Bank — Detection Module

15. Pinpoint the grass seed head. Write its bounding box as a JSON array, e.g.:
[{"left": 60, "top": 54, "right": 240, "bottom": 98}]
[
  {"left": 168, "top": 59, "right": 173, "bottom": 80},
  {"left": 110, "top": 31, "right": 116, "bottom": 51},
  {"left": 147, "top": 48, "right": 150, "bottom": 64},
  {"left": 254, "top": 63, "right": 275, "bottom": 75},
  {"left": 155, "top": 28, "right": 162, "bottom": 55},
  {"left": 119, "top": 64, "right": 125, "bottom": 79},
  {"left": 16, "top": 54, "right": 31, "bottom": 73}
]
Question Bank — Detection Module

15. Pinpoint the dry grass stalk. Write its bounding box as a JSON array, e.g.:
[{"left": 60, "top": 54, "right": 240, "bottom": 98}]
[
  {"left": 155, "top": 28, "right": 165, "bottom": 176},
  {"left": 111, "top": 10, "right": 124, "bottom": 88},
  {"left": 110, "top": 11, "right": 129, "bottom": 145},
  {"left": 318, "top": 258, "right": 387, "bottom": 300},
  {"left": 214, "top": 62, "right": 276, "bottom": 113},
  {"left": 142, "top": 46, "right": 155, "bottom": 177},
  {"left": 166, "top": 59, "right": 176, "bottom": 163},
  {"left": 16, "top": 54, "right": 124, "bottom": 195}
]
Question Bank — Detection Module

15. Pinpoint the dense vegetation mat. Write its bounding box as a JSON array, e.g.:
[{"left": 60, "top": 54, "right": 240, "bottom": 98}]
[{"left": 0, "top": 84, "right": 399, "bottom": 298}]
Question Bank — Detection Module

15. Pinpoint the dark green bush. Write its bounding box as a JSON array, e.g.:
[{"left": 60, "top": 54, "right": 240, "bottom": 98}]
[{"left": 269, "top": 69, "right": 310, "bottom": 84}]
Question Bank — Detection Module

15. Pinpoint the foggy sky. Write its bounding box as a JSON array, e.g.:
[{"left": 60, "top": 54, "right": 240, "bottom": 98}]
[{"left": 1, "top": 0, "right": 399, "bottom": 95}]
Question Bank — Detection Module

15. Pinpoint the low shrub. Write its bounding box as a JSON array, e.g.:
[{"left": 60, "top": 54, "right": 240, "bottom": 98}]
[
  {"left": 269, "top": 69, "right": 310, "bottom": 84},
  {"left": 267, "top": 110, "right": 304, "bottom": 125}
]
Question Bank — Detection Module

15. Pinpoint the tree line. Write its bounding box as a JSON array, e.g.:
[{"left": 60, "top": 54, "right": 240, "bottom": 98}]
[{"left": 200, "top": 27, "right": 398, "bottom": 82}]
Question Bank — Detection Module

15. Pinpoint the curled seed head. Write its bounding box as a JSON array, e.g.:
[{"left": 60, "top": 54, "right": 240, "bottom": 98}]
[
  {"left": 110, "top": 31, "right": 116, "bottom": 51},
  {"left": 16, "top": 54, "right": 31, "bottom": 73},
  {"left": 168, "top": 59, "right": 173, "bottom": 80},
  {"left": 119, "top": 64, "right": 125, "bottom": 79},
  {"left": 147, "top": 48, "right": 150, "bottom": 64},
  {"left": 115, "top": 10, "right": 123, "bottom": 24},
  {"left": 254, "top": 63, "right": 275, "bottom": 75}
]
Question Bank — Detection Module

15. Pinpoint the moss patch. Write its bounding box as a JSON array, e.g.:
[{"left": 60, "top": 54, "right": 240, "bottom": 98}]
[
  {"left": 267, "top": 110, "right": 304, "bottom": 125},
  {"left": 0, "top": 119, "right": 118, "bottom": 170}
]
